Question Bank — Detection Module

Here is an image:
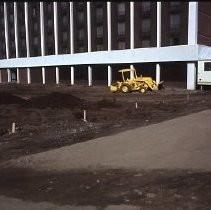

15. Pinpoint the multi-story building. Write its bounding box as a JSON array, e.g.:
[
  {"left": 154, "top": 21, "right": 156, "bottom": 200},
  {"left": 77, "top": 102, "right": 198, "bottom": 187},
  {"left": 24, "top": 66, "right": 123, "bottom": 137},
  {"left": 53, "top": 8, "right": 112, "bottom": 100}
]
[{"left": 0, "top": 2, "right": 211, "bottom": 89}]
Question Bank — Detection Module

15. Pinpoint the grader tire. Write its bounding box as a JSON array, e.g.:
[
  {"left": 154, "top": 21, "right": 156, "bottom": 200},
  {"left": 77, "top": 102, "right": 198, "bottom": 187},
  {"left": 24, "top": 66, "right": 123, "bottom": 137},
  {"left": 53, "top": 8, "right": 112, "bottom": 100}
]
[
  {"left": 139, "top": 88, "right": 146, "bottom": 93},
  {"left": 121, "top": 84, "right": 131, "bottom": 93}
]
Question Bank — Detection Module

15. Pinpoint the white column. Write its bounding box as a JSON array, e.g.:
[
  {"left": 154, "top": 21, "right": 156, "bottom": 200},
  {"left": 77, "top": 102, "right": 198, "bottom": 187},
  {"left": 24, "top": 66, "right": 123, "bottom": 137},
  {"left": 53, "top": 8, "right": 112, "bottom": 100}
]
[
  {"left": 53, "top": 2, "right": 59, "bottom": 84},
  {"left": 108, "top": 65, "right": 112, "bottom": 86},
  {"left": 130, "top": 1, "right": 134, "bottom": 77},
  {"left": 55, "top": 67, "right": 59, "bottom": 84},
  {"left": 56, "top": 66, "right": 59, "bottom": 84},
  {"left": 87, "top": 2, "right": 92, "bottom": 86},
  {"left": 70, "top": 2, "right": 74, "bottom": 85},
  {"left": 71, "top": 66, "right": 74, "bottom": 85},
  {"left": 188, "top": 2, "right": 198, "bottom": 45},
  {"left": 156, "top": 64, "right": 160, "bottom": 84},
  {"left": 187, "top": 63, "right": 196, "bottom": 90},
  {"left": 187, "top": 2, "right": 198, "bottom": 90},
  {"left": 156, "top": 2, "right": 161, "bottom": 84},
  {"left": 27, "top": 68, "right": 31, "bottom": 84},
  {"left": 88, "top": 66, "right": 92, "bottom": 86},
  {"left": 40, "top": 2, "right": 45, "bottom": 84},
  {"left": 14, "top": 2, "right": 20, "bottom": 83},
  {"left": 107, "top": 2, "right": 111, "bottom": 52},
  {"left": 24, "top": 2, "right": 31, "bottom": 84},
  {"left": 107, "top": 2, "right": 112, "bottom": 86},
  {"left": 4, "top": 2, "right": 11, "bottom": 83}
]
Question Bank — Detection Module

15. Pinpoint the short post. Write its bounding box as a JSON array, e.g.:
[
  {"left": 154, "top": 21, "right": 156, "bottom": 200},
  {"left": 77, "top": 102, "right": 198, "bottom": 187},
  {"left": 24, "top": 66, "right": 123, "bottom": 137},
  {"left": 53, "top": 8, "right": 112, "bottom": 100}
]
[
  {"left": 12, "top": 122, "right": 16, "bottom": 134},
  {"left": 83, "top": 110, "right": 87, "bottom": 122},
  {"left": 135, "top": 102, "right": 138, "bottom": 109}
]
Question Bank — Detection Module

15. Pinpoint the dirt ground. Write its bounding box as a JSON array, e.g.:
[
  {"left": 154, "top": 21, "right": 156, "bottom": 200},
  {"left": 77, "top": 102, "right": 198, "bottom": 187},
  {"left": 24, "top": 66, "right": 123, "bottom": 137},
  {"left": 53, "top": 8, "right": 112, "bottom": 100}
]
[{"left": 1, "top": 82, "right": 211, "bottom": 209}]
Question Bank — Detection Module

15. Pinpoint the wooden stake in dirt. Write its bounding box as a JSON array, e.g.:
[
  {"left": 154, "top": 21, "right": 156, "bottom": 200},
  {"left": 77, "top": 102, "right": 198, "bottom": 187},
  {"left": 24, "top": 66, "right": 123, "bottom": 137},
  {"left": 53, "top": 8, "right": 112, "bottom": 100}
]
[
  {"left": 83, "top": 110, "right": 87, "bottom": 122},
  {"left": 135, "top": 102, "right": 138, "bottom": 109},
  {"left": 12, "top": 122, "right": 16, "bottom": 134}
]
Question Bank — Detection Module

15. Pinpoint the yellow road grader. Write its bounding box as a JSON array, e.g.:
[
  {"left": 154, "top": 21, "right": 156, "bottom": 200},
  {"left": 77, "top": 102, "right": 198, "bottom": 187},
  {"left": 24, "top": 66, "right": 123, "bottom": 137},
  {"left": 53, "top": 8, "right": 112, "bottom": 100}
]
[{"left": 110, "top": 68, "right": 164, "bottom": 93}]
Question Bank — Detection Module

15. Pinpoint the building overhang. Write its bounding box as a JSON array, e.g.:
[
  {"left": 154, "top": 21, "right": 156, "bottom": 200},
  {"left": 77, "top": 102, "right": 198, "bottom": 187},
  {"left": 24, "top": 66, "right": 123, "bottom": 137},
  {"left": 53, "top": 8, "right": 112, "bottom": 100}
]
[{"left": 0, "top": 44, "right": 211, "bottom": 69}]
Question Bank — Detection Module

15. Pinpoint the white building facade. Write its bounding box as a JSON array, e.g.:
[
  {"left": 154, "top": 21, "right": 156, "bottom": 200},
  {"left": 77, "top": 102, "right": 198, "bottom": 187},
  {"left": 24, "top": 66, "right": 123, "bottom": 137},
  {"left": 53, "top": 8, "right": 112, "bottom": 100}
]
[{"left": 0, "top": 2, "right": 211, "bottom": 90}]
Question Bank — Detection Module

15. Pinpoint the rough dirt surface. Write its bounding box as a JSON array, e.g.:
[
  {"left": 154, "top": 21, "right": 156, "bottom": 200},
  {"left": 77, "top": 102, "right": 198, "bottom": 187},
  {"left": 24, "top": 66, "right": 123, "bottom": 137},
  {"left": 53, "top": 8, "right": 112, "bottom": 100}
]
[{"left": 1, "top": 83, "right": 211, "bottom": 209}]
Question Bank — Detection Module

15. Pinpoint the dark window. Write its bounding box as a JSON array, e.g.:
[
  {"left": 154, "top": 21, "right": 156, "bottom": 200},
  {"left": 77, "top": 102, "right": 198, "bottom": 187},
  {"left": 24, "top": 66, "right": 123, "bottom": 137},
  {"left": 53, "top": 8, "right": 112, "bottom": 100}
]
[
  {"left": 170, "top": 14, "right": 180, "bottom": 29},
  {"left": 78, "top": 11, "right": 84, "bottom": 23},
  {"left": 170, "top": 37, "right": 180, "bottom": 45},
  {"left": 142, "top": 39, "right": 150, "bottom": 47},
  {"left": 142, "top": 18, "right": 151, "bottom": 33},
  {"left": 96, "top": 26, "right": 103, "bottom": 38},
  {"left": 118, "top": 41, "right": 125, "bottom": 49},
  {"left": 204, "top": 62, "right": 211, "bottom": 71},
  {"left": 48, "top": 47, "right": 54, "bottom": 54},
  {"left": 170, "top": 2, "right": 180, "bottom": 10},
  {"left": 142, "top": 2, "right": 150, "bottom": 12},
  {"left": 117, "top": 22, "right": 125, "bottom": 36},
  {"left": 117, "top": 3, "right": 125, "bottom": 16}
]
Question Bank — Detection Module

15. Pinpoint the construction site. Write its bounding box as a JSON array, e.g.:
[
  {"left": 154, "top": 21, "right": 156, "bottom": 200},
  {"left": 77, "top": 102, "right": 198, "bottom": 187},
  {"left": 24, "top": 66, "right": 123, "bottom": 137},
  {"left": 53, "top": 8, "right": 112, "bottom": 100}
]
[
  {"left": 0, "top": 81, "right": 211, "bottom": 209},
  {"left": 1, "top": 1, "right": 211, "bottom": 209}
]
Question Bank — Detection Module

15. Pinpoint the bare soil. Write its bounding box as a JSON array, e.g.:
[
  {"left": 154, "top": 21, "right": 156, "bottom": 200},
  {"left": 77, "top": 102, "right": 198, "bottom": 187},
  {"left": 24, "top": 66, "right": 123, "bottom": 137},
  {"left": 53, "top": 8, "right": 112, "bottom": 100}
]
[
  {"left": 0, "top": 83, "right": 211, "bottom": 208},
  {"left": 1, "top": 167, "right": 211, "bottom": 209}
]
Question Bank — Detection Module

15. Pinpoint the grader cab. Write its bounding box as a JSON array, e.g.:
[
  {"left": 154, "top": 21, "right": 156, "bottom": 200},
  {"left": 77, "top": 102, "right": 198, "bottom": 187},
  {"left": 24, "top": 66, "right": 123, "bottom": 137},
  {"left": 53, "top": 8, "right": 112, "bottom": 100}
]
[{"left": 110, "top": 68, "right": 164, "bottom": 93}]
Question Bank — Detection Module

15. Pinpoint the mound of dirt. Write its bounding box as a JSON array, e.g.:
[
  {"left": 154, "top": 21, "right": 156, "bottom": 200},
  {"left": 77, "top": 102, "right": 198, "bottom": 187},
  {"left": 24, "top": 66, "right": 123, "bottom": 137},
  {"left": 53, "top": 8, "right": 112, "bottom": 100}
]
[
  {"left": 84, "top": 99, "right": 121, "bottom": 111},
  {"left": 0, "top": 92, "right": 26, "bottom": 105},
  {"left": 25, "top": 92, "right": 85, "bottom": 109}
]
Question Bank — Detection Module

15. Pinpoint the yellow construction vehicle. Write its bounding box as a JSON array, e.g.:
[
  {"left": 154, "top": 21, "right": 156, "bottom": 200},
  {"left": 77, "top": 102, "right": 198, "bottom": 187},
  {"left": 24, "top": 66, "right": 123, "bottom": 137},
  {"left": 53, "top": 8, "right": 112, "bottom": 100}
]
[{"left": 110, "top": 68, "right": 164, "bottom": 93}]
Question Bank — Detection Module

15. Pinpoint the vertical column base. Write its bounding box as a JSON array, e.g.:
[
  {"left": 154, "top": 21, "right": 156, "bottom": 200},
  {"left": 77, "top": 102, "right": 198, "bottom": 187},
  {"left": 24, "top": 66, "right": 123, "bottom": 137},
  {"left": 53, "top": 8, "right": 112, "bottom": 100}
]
[
  {"left": 71, "top": 66, "right": 74, "bottom": 85},
  {"left": 56, "top": 67, "right": 59, "bottom": 84},
  {"left": 108, "top": 65, "right": 112, "bottom": 86},
  {"left": 7, "top": 69, "right": 11, "bottom": 83},
  {"left": 17, "top": 68, "right": 20, "bottom": 84},
  {"left": 42, "top": 67, "right": 45, "bottom": 84},
  {"left": 130, "top": 64, "right": 134, "bottom": 79},
  {"left": 88, "top": 66, "right": 92, "bottom": 86},
  {"left": 156, "top": 64, "right": 160, "bottom": 85},
  {"left": 130, "top": 64, "right": 134, "bottom": 69},
  {"left": 27, "top": 67, "right": 31, "bottom": 84},
  {"left": 187, "top": 63, "right": 196, "bottom": 90}
]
